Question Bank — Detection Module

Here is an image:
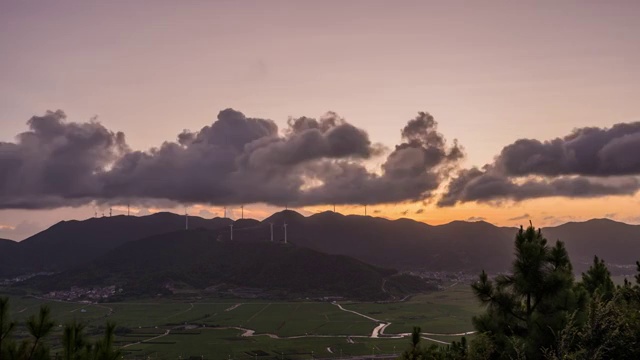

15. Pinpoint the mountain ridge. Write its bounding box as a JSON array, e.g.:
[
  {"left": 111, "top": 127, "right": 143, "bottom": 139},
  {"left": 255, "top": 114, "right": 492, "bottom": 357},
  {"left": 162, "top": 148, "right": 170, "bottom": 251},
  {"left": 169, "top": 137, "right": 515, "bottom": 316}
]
[
  {"left": 1, "top": 212, "right": 639, "bottom": 277},
  {"left": 25, "top": 228, "right": 434, "bottom": 300}
]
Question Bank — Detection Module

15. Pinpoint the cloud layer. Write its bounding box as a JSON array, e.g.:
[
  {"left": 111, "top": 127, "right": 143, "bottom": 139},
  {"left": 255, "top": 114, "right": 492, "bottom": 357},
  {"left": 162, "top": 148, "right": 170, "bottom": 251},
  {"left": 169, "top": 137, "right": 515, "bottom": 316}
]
[
  {"left": 0, "top": 109, "right": 462, "bottom": 209},
  {"left": 0, "top": 110, "right": 128, "bottom": 209},
  {"left": 439, "top": 123, "right": 640, "bottom": 206},
  {"left": 3, "top": 109, "right": 640, "bottom": 210}
]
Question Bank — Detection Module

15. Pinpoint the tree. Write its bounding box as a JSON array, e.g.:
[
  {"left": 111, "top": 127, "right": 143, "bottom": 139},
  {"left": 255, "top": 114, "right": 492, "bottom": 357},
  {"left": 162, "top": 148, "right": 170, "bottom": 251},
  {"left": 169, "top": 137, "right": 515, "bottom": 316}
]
[
  {"left": 25, "top": 306, "right": 55, "bottom": 360},
  {"left": 0, "top": 299, "right": 122, "bottom": 360},
  {"left": 0, "top": 297, "right": 16, "bottom": 360},
  {"left": 581, "top": 256, "right": 615, "bottom": 301},
  {"left": 62, "top": 321, "right": 87, "bottom": 360},
  {"left": 400, "top": 326, "right": 423, "bottom": 360},
  {"left": 470, "top": 223, "right": 586, "bottom": 360}
]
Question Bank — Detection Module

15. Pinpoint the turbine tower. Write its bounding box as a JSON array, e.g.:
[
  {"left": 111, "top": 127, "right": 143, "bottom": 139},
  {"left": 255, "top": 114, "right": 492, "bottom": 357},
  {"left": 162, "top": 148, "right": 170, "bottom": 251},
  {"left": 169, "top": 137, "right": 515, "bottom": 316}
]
[
  {"left": 229, "top": 223, "right": 234, "bottom": 241},
  {"left": 283, "top": 223, "right": 288, "bottom": 244},
  {"left": 270, "top": 222, "right": 274, "bottom": 242},
  {"left": 241, "top": 205, "right": 244, "bottom": 219},
  {"left": 364, "top": 205, "right": 367, "bottom": 216},
  {"left": 109, "top": 207, "right": 112, "bottom": 217},
  {"left": 185, "top": 207, "right": 189, "bottom": 230},
  {"left": 223, "top": 206, "right": 227, "bottom": 218},
  {"left": 127, "top": 203, "right": 130, "bottom": 216}
]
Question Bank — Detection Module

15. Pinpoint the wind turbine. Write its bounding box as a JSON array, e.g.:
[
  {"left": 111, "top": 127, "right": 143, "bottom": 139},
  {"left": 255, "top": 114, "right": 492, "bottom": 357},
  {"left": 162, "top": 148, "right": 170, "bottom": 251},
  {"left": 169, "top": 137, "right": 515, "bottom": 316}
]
[
  {"left": 283, "top": 223, "right": 288, "bottom": 244},
  {"left": 270, "top": 222, "right": 274, "bottom": 242},
  {"left": 109, "top": 207, "right": 112, "bottom": 217},
  {"left": 241, "top": 205, "right": 244, "bottom": 219},
  {"left": 364, "top": 205, "right": 367, "bottom": 216},
  {"left": 185, "top": 207, "right": 189, "bottom": 230}
]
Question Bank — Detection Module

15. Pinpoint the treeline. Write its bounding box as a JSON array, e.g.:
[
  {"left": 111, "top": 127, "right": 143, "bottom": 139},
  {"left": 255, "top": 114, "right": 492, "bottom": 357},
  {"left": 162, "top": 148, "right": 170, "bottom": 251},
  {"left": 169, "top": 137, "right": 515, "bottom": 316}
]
[
  {"left": 0, "top": 298, "right": 121, "bottom": 360},
  {"left": 401, "top": 224, "right": 640, "bottom": 360}
]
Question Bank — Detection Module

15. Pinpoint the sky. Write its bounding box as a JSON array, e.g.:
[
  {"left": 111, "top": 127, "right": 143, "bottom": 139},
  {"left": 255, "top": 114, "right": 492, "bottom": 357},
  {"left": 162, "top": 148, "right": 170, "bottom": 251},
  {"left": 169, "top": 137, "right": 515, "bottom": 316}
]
[{"left": 1, "top": 0, "right": 640, "bottom": 240}]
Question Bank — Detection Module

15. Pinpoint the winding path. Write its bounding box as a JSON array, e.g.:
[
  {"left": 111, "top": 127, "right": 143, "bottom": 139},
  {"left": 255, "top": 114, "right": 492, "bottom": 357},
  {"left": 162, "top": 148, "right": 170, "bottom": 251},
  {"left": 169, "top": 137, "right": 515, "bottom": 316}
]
[
  {"left": 331, "top": 301, "right": 476, "bottom": 341},
  {"left": 165, "top": 303, "right": 193, "bottom": 319},
  {"left": 121, "top": 329, "right": 171, "bottom": 349}
]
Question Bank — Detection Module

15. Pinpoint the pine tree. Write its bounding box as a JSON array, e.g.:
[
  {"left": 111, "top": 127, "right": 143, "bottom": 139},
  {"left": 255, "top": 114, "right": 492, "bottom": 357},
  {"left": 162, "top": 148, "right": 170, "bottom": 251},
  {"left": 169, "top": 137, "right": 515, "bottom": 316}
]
[
  {"left": 471, "top": 223, "right": 585, "bottom": 360},
  {"left": 581, "top": 256, "right": 615, "bottom": 301}
]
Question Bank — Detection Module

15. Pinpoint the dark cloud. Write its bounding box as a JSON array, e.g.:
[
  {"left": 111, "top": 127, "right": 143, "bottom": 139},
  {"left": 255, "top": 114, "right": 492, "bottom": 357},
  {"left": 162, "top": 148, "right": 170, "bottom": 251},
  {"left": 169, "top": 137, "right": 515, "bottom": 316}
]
[
  {"left": 0, "top": 110, "right": 128, "bottom": 209},
  {"left": 439, "top": 167, "right": 640, "bottom": 206},
  {"left": 507, "top": 213, "right": 531, "bottom": 221},
  {"left": 440, "top": 122, "right": 640, "bottom": 206},
  {"left": 496, "top": 122, "right": 640, "bottom": 177},
  {"left": 1, "top": 109, "right": 463, "bottom": 209},
  {"left": 415, "top": 208, "right": 424, "bottom": 214}
]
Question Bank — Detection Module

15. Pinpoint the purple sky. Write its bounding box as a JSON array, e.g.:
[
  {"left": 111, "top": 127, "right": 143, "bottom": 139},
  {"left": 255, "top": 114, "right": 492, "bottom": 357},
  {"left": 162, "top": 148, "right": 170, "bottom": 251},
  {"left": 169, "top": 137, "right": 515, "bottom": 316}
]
[{"left": 1, "top": 1, "right": 640, "bottom": 240}]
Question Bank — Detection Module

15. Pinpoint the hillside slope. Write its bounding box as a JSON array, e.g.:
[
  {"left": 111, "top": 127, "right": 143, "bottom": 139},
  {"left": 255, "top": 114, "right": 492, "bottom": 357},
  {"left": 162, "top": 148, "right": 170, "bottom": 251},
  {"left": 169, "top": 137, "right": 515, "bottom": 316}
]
[
  {"left": 4, "top": 212, "right": 640, "bottom": 277},
  {"left": 28, "top": 229, "right": 432, "bottom": 300},
  {"left": 0, "top": 213, "right": 231, "bottom": 276}
]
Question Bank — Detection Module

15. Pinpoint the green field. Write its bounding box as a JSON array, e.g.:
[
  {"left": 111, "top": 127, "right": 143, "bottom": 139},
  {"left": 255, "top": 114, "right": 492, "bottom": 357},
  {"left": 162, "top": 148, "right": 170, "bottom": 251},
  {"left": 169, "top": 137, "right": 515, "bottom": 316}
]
[
  {"left": 341, "top": 284, "right": 481, "bottom": 335},
  {"left": 3, "top": 284, "right": 480, "bottom": 359}
]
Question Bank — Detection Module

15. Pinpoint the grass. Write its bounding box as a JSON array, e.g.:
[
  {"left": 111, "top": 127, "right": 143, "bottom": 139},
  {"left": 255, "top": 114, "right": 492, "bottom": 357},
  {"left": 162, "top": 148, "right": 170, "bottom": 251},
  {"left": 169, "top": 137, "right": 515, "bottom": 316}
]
[
  {"left": 3, "top": 284, "right": 480, "bottom": 359},
  {"left": 341, "top": 284, "right": 481, "bottom": 335},
  {"left": 125, "top": 328, "right": 411, "bottom": 360}
]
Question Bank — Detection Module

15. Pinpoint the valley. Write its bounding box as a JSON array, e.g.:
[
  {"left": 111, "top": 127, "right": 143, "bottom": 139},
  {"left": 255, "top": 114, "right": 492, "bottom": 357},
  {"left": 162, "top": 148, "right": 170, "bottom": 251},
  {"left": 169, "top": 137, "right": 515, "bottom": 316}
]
[{"left": 4, "top": 283, "right": 479, "bottom": 359}]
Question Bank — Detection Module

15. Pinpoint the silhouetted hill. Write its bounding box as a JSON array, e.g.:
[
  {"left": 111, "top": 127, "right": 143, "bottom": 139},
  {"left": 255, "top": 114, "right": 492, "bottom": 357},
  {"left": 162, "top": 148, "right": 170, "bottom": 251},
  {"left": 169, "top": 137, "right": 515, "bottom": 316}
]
[
  {"left": 543, "top": 219, "right": 640, "bottom": 269},
  {"left": 27, "top": 229, "right": 432, "bottom": 300},
  {"left": 3, "top": 212, "right": 640, "bottom": 278},
  {"left": 267, "top": 211, "right": 514, "bottom": 272},
  {"left": 0, "top": 238, "right": 16, "bottom": 248},
  {"left": 0, "top": 239, "right": 17, "bottom": 276},
  {"left": 0, "top": 214, "right": 231, "bottom": 276}
]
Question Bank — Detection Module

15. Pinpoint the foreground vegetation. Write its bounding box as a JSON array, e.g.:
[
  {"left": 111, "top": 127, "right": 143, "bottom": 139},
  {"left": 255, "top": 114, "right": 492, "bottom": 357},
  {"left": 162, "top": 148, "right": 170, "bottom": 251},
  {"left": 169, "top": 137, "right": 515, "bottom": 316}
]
[
  {"left": 401, "top": 223, "right": 640, "bottom": 360},
  {"left": 0, "top": 298, "right": 121, "bottom": 360}
]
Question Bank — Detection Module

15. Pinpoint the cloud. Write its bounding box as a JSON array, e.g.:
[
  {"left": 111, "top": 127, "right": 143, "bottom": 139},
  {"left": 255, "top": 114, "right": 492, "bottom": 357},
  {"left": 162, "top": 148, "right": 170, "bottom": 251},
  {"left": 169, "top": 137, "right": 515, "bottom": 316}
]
[
  {"left": 415, "top": 208, "right": 424, "bottom": 214},
  {"left": 466, "top": 216, "right": 486, "bottom": 222},
  {"left": 1, "top": 109, "right": 463, "bottom": 209},
  {"left": 0, "top": 110, "right": 128, "bottom": 209},
  {"left": 496, "top": 123, "right": 640, "bottom": 176},
  {"left": 0, "top": 221, "right": 44, "bottom": 241},
  {"left": 440, "top": 122, "right": 640, "bottom": 206},
  {"left": 507, "top": 213, "right": 531, "bottom": 221},
  {"left": 198, "top": 209, "right": 216, "bottom": 218}
]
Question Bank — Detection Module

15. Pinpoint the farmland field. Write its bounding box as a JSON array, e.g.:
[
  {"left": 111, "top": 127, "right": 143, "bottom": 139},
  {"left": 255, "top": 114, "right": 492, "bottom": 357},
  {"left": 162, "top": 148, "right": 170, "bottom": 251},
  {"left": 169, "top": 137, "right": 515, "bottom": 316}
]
[{"left": 3, "top": 284, "right": 480, "bottom": 359}]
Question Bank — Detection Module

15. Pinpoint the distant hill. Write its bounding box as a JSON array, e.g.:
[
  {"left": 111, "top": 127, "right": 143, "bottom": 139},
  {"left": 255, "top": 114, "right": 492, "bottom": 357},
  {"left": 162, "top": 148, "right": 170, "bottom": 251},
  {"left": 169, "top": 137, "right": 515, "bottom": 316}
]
[
  {"left": 0, "top": 238, "right": 16, "bottom": 247},
  {"left": 2, "top": 212, "right": 640, "bottom": 278},
  {"left": 0, "top": 238, "right": 17, "bottom": 276},
  {"left": 266, "top": 211, "right": 514, "bottom": 272},
  {"left": 26, "top": 229, "right": 433, "bottom": 300},
  {"left": 543, "top": 219, "right": 640, "bottom": 269},
  {"left": 0, "top": 213, "right": 231, "bottom": 276}
]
